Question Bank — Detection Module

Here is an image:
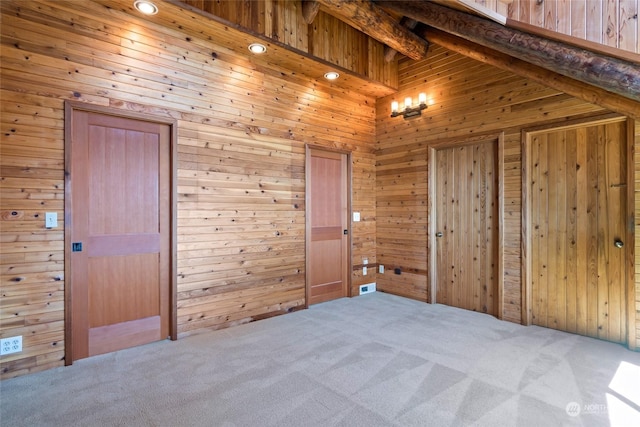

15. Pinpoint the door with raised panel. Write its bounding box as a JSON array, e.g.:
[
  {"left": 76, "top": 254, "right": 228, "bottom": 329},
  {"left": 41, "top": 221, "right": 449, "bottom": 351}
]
[
  {"left": 68, "top": 107, "right": 171, "bottom": 361},
  {"left": 306, "top": 148, "right": 349, "bottom": 305}
]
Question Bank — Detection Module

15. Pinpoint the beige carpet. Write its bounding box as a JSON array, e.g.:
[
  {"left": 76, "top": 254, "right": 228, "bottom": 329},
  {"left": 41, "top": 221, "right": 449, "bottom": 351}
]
[{"left": 1, "top": 292, "right": 640, "bottom": 426}]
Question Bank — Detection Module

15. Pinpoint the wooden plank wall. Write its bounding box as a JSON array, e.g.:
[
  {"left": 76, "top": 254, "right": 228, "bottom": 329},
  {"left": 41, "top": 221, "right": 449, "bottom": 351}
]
[
  {"left": 0, "top": 0, "right": 377, "bottom": 378},
  {"left": 183, "top": 0, "right": 398, "bottom": 88},
  {"left": 636, "top": 121, "right": 640, "bottom": 348},
  {"left": 376, "top": 44, "right": 607, "bottom": 322},
  {"left": 478, "top": 0, "right": 640, "bottom": 54}
]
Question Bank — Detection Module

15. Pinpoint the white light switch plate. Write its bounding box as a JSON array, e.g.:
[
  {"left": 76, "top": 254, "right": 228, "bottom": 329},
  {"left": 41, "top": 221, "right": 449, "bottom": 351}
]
[
  {"left": 45, "top": 212, "right": 58, "bottom": 228},
  {"left": 353, "top": 212, "right": 360, "bottom": 222}
]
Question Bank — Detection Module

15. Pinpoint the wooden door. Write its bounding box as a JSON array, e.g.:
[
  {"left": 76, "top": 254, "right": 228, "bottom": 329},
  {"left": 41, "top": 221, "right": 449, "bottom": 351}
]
[
  {"left": 68, "top": 108, "right": 171, "bottom": 361},
  {"left": 527, "top": 118, "right": 629, "bottom": 343},
  {"left": 306, "top": 148, "right": 349, "bottom": 305},
  {"left": 433, "top": 141, "right": 499, "bottom": 315}
]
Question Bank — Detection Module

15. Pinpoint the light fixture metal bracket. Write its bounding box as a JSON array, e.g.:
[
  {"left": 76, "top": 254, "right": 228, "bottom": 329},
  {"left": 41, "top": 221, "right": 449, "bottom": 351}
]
[{"left": 391, "top": 103, "right": 427, "bottom": 119}]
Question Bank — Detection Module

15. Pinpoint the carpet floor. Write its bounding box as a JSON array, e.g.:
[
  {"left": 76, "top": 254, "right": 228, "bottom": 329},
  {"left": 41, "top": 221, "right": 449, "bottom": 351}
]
[{"left": 1, "top": 292, "right": 639, "bottom": 427}]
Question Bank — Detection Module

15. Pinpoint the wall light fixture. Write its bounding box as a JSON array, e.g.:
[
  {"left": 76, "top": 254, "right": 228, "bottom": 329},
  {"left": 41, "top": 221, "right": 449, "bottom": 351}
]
[{"left": 391, "top": 93, "right": 427, "bottom": 119}]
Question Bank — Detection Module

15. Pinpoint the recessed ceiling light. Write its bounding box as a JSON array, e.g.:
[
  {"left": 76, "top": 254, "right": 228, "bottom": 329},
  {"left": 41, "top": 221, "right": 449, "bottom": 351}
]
[
  {"left": 248, "top": 43, "right": 267, "bottom": 54},
  {"left": 324, "top": 71, "right": 339, "bottom": 80},
  {"left": 134, "top": 0, "right": 158, "bottom": 15}
]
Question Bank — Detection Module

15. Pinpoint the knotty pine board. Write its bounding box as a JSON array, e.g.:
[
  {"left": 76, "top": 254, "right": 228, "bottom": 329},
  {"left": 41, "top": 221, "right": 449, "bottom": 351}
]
[
  {"left": 499, "top": 0, "right": 639, "bottom": 54},
  {"left": 635, "top": 120, "right": 640, "bottom": 349}
]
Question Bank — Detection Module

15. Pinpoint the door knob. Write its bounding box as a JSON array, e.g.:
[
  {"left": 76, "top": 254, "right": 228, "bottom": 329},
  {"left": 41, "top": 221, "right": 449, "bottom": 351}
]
[
  {"left": 435, "top": 232, "right": 443, "bottom": 238},
  {"left": 614, "top": 240, "right": 624, "bottom": 249}
]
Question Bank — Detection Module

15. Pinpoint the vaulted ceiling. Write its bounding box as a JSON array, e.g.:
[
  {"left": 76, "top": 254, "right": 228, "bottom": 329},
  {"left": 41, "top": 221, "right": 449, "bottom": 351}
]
[
  {"left": 159, "top": 0, "right": 639, "bottom": 118},
  {"left": 306, "top": 0, "right": 640, "bottom": 119},
  {"left": 322, "top": 2, "right": 637, "bottom": 93}
]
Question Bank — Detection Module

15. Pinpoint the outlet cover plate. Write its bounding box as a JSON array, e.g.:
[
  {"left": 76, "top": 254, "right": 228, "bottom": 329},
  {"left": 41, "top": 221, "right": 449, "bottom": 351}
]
[
  {"left": 359, "top": 283, "right": 376, "bottom": 295},
  {"left": 1, "top": 336, "right": 22, "bottom": 355}
]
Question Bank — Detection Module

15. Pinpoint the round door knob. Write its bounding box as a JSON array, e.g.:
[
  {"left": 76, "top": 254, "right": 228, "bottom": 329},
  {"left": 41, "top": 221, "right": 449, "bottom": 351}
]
[
  {"left": 436, "top": 232, "right": 443, "bottom": 238},
  {"left": 614, "top": 240, "right": 624, "bottom": 248}
]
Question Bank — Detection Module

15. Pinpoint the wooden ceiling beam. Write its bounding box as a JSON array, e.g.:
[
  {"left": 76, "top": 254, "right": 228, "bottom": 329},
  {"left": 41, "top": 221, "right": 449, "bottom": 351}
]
[
  {"left": 302, "top": 1, "right": 320, "bottom": 24},
  {"left": 377, "top": 0, "right": 640, "bottom": 103},
  {"left": 383, "top": 17, "right": 419, "bottom": 63},
  {"left": 315, "top": 0, "right": 430, "bottom": 61},
  {"left": 422, "top": 28, "right": 640, "bottom": 120}
]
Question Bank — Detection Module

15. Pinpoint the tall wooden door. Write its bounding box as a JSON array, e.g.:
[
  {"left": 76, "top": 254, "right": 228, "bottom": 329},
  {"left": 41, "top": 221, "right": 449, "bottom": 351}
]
[
  {"left": 306, "top": 148, "right": 349, "bottom": 305},
  {"left": 68, "top": 108, "right": 171, "bottom": 361},
  {"left": 526, "top": 118, "right": 629, "bottom": 343},
  {"left": 433, "top": 141, "right": 499, "bottom": 315}
]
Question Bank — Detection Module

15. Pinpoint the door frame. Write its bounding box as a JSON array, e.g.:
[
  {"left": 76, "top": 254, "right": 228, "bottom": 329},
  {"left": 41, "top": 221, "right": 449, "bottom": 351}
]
[
  {"left": 304, "top": 145, "right": 352, "bottom": 308},
  {"left": 428, "top": 132, "right": 504, "bottom": 318},
  {"left": 64, "top": 101, "right": 178, "bottom": 365},
  {"left": 521, "top": 113, "right": 634, "bottom": 348}
]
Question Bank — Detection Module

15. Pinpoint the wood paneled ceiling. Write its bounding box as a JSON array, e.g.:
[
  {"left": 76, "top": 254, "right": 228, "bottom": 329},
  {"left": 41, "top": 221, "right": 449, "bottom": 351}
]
[
  {"left": 321, "top": 2, "right": 638, "bottom": 95},
  {"left": 313, "top": 0, "right": 640, "bottom": 118},
  {"left": 112, "top": 0, "right": 639, "bottom": 117}
]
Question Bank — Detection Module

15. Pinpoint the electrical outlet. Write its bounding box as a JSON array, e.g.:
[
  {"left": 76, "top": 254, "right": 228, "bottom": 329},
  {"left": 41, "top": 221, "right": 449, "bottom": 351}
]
[
  {"left": 1, "top": 336, "right": 22, "bottom": 355},
  {"left": 379, "top": 264, "right": 384, "bottom": 274},
  {"left": 359, "top": 283, "right": 376, "bottom": 295}
]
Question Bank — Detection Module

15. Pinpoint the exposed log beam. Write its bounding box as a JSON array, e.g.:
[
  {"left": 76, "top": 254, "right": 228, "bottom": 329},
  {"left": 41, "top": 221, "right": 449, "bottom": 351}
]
[
  {"left": 302, "top": 1, "right": 320, "bottom": 24},
  {"left": 377, "top": 1, "right": 640, "bottom": 103},
  {"left": 382, "top": 45, "right": 397, "bottom": 63},
  {"left": 383, "top": 17, "right": 419, "bottom": 62},
  {"left": 315, "top": 0, "right": 430, "bottom": 61},
  {"left": 506, "top": 19, "right": 640, "bottom": 64},
  {"left": 422, "top": 28, "right": 640, "bottom": 120}
]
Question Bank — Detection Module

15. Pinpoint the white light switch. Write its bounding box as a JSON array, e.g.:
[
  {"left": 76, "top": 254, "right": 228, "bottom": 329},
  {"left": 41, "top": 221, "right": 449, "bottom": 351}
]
[
  {"left": 353, "top": 212, "right": 361, "bottom": 222},
  {"left": 45, "top": 212, "right": 58, "bottom": 228}
]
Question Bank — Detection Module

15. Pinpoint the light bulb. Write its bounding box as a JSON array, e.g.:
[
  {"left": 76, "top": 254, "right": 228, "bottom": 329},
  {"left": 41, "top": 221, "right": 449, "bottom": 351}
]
[
  {"left": 134, "top": 0, "right": 158, "bottom": 15},
  {"left": 248, "top": 43, "right": 267, "bottom": 54}
]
